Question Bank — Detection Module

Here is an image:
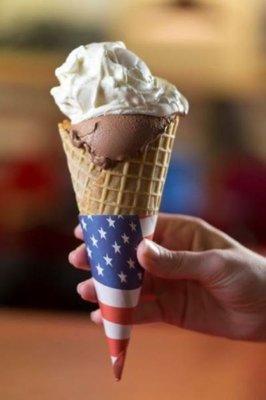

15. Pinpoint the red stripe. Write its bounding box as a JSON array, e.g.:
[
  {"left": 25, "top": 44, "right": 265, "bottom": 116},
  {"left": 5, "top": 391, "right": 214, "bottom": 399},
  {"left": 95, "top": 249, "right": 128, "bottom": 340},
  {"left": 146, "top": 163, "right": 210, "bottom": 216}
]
[
  {"left": 107, "top": 338, "right": 129, "bottom": 357},
  {"left": 99, "top": 301, "right": 135, "bottom": 325},
  {"left": 144, "top": 233, "right": 154, "bottom": 240},
  {"left": 139, "top": 214, "right": 156, "bottom": 220}
]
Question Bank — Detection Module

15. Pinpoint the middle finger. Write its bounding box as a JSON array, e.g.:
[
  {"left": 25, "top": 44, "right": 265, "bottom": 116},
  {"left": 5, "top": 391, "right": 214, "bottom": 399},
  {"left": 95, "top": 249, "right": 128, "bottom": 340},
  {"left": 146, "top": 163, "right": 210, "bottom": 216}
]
[
  {"left": 69, "top": 243, "right": 90, "bottom": 270},
  {"left": 77, "top": 278, "right": 97, "bottom": 303}
]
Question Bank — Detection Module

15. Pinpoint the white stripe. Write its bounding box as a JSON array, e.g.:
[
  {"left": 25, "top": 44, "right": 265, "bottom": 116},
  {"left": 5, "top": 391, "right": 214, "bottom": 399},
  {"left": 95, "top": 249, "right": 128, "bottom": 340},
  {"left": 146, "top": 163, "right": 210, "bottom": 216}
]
[
  {"left": 103, "top": 319, "right": 132, "bottom": 340},
  {"left": 111, "top": 356, "right": 118, "bottom": 365},
  {"left": 140, "top": 215, "right": 157, "bottom": 238},
  {"left": 93, "top": 279, "right": 141, "bottom": 308}
]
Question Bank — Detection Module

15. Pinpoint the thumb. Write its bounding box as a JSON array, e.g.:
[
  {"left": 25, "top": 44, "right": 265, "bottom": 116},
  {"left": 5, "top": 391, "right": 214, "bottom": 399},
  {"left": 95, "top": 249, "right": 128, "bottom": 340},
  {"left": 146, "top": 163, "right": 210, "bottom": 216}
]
[{"left": 137, "top": 239, "right": 221, "bottom": 282}]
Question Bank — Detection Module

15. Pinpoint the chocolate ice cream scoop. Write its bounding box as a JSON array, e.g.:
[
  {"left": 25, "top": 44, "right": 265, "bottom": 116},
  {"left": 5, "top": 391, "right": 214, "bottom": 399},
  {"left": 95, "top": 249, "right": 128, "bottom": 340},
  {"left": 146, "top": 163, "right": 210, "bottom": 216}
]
[{"left": 70, "top": 114, "right": 176, "bottom": 169}]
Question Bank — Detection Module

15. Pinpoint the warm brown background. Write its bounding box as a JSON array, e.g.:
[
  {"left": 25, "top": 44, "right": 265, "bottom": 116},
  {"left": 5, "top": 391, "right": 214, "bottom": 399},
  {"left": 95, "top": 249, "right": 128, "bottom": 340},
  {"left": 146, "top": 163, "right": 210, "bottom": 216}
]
[{"left": 1, "top": 309, "right": 266, "bottom": 400}]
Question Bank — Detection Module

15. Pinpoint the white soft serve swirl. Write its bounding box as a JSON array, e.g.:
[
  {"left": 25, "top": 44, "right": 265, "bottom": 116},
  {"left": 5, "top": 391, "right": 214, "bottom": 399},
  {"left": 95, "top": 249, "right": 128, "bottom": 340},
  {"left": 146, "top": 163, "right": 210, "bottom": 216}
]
[{"left": 51, "top": 42, "right": 189, "bottom": 124}]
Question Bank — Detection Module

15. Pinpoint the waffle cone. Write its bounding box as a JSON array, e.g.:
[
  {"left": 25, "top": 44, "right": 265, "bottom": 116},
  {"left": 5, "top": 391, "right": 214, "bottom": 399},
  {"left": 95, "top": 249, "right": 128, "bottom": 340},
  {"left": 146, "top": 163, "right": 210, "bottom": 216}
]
[{"left": 58, "top": 116, "right": 179, "bottom": 216}]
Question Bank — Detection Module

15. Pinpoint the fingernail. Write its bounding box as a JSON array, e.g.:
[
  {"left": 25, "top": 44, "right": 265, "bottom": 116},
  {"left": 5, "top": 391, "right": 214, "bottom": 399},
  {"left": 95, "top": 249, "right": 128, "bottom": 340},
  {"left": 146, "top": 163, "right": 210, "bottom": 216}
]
[
  {"left": 68, "top": 250, "right": 76, "bottom": 263},
  {"left": 77, "top": 282, "right": 85, "bottom": 295},
  {"left": 74, "top": 225, "right": 80, "bottom": 236},
  {"left": 90, "top": 311, "right": 97, "bottom": 322},
  {"left": 142, "top": 239, "right": 160, "bottom": 259}
]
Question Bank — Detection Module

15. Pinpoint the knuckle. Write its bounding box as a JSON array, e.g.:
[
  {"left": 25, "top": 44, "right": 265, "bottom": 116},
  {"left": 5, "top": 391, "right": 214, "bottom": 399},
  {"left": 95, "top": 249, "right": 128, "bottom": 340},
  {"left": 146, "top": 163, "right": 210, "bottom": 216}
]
[
  {"left": 160, "top": 246, "right": 172, "bottom": 261},
  {"left": 172, "top": 251, "right": 184, "bottom": 271},
  {"left": 191, "top": 216, "right": 205, "bottom": 228},
  {"left": 193, "top": 217, "right": 211, "bottom": 232},
  {"left": 163, "top": 250, "right": 184, "bottom": 277},
  {"left": 205, "top": 249, "right": 225, "bottom": 269}
]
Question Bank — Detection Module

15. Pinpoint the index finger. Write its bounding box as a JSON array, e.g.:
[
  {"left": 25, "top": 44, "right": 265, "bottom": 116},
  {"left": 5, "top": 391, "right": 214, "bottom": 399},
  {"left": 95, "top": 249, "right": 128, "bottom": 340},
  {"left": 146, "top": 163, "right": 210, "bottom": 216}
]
[
  {"left": 153, "top": 213, "right": 200, "bottom": 251},
  {"left": 154, "top": 213, "right": 233, "bottom": 252},
  {"left": 153, "top": 213, "right": 188, "bottom": 248}
]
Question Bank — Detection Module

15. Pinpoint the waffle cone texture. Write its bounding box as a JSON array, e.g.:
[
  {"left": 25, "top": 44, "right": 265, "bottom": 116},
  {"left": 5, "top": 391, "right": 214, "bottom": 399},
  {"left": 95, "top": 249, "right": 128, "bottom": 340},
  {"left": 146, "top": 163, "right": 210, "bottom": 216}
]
[{"left": 58, "top": 116, "right": 179, "bottom": 216}]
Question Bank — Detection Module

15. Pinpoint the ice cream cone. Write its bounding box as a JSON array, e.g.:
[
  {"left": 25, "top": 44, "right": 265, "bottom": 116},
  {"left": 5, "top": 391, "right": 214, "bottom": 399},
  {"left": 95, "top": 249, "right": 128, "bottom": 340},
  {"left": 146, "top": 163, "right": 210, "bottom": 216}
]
[
  {"left": 58, "top": 116, "right": 179, "bottom": 380},
  {"left": 51, "top": 41, "right": 188, "bottom": 381},
  {"left": 59, "top": 117, "right": 178, "bottom": 216}
]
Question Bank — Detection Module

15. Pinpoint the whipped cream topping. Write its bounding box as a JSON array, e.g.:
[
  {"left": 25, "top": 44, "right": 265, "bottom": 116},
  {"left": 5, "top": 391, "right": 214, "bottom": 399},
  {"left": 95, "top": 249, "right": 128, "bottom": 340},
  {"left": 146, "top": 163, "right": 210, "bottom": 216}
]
[{"left": 51, "top": 42, "right": 188, "bottom": 124}]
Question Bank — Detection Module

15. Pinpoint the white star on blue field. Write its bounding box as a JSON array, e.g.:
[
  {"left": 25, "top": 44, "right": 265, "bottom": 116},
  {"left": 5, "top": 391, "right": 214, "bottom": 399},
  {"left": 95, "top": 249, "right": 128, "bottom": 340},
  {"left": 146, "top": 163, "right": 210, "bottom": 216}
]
[{"left": 79, "top": 215, "right": 144, "bottom": 290}]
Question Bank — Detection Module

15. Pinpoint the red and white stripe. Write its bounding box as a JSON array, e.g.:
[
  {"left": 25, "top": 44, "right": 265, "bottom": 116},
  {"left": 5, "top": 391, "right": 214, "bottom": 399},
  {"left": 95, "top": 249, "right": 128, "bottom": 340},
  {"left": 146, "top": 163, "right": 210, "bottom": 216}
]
[{"left": 93, "top": 214, "right": 157, "bottom": 379}]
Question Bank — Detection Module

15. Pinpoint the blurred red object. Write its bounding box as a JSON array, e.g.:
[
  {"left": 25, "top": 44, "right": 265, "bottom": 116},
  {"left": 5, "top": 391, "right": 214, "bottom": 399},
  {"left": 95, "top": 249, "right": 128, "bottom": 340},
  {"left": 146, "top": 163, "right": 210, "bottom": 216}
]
[
  {"left": 0, "top": 158, "right": 60, "bottom": 232},
  {"left": 207, "top": 154, "right": 266, "bottom": 247},
  {"left": 12, "top": 160, "right": 52, "bottom": 191}
]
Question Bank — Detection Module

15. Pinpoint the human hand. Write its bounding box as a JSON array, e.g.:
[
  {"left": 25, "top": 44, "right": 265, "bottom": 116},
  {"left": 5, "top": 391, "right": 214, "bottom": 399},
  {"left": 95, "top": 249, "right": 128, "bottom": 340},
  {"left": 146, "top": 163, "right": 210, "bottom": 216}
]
[{"left": 69, "top": 214, "right": 266, "bottom": 341}]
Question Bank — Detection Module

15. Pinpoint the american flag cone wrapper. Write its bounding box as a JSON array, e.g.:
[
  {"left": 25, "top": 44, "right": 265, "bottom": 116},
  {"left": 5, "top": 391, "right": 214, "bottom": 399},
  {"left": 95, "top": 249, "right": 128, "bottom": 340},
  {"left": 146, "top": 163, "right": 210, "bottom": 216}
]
[
  {"left": 79, "top": 214, "right": 157, "bottom": 380},
  {"left": 58, "top": 116, "right": 179, "bottom": 380}
]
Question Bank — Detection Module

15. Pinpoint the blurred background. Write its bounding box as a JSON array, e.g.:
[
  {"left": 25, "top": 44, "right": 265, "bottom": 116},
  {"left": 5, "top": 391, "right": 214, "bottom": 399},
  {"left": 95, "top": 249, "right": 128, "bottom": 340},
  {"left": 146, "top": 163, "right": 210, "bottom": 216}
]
[{"left": 0, "top": 1, "right": 265, "bottom": 399}]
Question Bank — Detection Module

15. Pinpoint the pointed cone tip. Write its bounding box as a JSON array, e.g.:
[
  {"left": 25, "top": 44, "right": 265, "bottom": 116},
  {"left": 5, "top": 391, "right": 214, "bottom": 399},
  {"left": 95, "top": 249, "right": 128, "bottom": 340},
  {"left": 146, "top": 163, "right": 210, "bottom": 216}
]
[{"left": 112, "top": 351, "right": 127, "bottom": 381}]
